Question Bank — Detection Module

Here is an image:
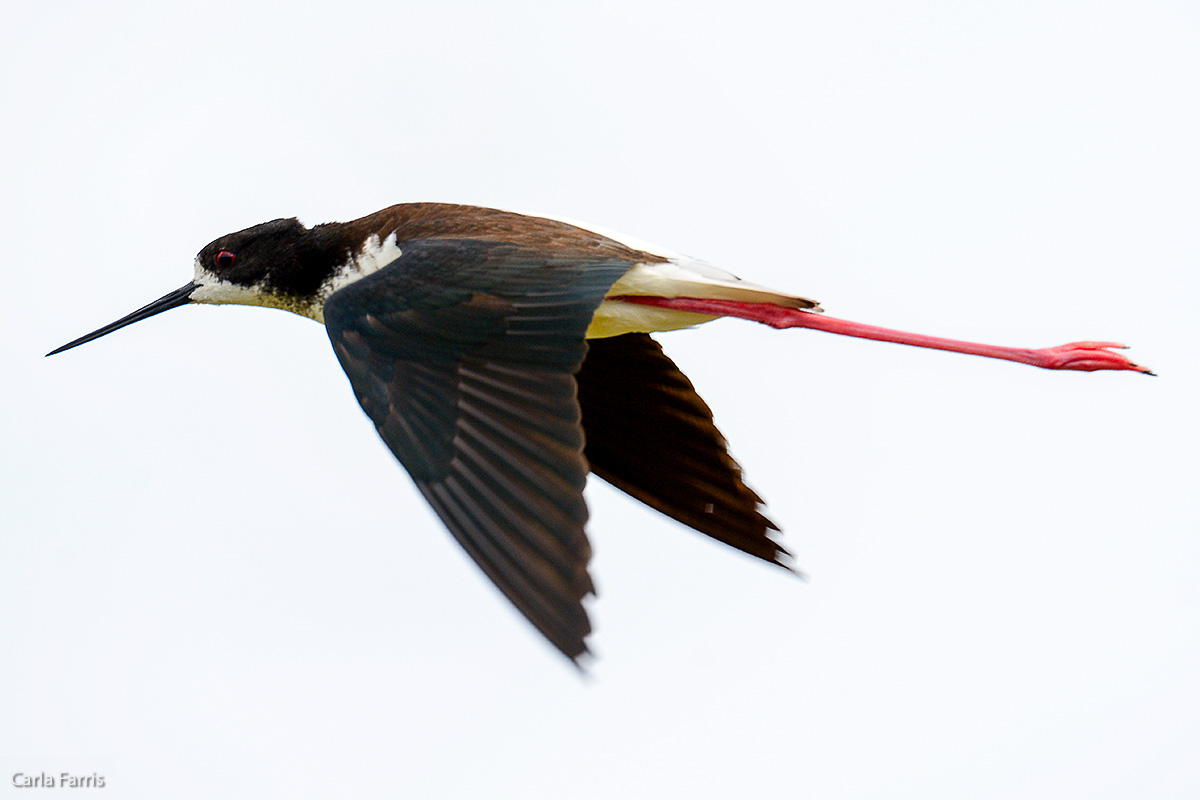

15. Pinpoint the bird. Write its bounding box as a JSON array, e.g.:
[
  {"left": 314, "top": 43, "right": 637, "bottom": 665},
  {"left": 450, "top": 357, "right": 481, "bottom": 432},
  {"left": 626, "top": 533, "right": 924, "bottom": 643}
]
[{"left": 47, "top": 202, "right": 1152, "bottom": 663}]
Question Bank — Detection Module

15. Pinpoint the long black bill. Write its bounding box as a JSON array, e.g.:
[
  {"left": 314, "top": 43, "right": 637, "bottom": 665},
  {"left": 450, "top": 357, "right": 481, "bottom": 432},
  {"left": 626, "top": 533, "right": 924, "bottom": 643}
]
[{"left": 47, "top": 282, "right": 199, "bottom": 357}]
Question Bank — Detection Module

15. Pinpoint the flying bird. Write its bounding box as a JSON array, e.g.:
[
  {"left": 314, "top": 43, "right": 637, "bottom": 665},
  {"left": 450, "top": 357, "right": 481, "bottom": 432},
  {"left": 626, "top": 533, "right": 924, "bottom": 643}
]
[{"left": 48, "top": 203, "right": 1151, "bottom": 662}]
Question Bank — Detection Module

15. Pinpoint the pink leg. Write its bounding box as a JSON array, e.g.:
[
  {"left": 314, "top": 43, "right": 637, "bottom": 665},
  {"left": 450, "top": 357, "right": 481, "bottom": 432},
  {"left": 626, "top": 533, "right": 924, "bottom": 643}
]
[{"left": 615, "top": 296, "right": 1153, "bottom": 375}]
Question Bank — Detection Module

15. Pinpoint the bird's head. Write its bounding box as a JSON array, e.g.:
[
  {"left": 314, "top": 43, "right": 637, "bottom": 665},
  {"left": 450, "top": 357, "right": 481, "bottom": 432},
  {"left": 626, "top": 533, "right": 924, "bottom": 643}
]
[
  {"left": 47, "top": 218, "right": 351, "bottom": 356},
  {"left": 189, "top": 217, "right": 339, "bottom": 318}
]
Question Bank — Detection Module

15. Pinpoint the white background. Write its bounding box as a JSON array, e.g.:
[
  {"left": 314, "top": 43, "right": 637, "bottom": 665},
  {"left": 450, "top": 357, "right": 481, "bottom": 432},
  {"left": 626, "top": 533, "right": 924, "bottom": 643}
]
[{"left": 2, "top": 1, "right": 1198, "bottom": 798}]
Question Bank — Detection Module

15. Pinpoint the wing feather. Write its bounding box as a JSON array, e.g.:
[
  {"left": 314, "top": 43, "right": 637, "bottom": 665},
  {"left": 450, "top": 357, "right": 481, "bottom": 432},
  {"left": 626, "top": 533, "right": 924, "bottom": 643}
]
[
  {"left": 324, "top": 238, "right": 631, "bottom": 661},
  {"left": 577, "top": 333, "right": 790, "bottom": 568}
]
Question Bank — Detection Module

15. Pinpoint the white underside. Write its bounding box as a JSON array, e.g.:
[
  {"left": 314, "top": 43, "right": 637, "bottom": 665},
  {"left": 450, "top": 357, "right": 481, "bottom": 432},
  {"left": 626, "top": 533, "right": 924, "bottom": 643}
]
[
  {"left": 586, "top": 259, "right": 818, "bottom": 338},
  {"left": 534, "top": 210, "right": 819, "bottom": 338}
]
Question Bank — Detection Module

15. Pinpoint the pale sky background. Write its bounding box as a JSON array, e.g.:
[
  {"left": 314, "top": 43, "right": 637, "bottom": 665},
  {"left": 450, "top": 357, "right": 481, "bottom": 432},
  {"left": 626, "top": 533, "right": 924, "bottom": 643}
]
[{"left": 2, "top": 1, "right": 1198, "bottom": 798}]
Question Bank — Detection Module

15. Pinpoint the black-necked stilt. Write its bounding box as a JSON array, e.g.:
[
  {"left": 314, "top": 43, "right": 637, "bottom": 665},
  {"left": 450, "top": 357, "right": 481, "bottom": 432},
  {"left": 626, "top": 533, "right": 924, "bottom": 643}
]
[{"left": 48, "top": 203, "right": 1151, "bottom": 662}]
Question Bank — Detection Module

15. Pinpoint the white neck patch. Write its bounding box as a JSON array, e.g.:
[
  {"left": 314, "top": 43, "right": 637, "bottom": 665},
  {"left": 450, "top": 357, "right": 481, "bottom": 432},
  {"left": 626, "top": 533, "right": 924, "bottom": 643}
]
[{"left": 317, "top": 231, "right": 402, "bottom": 307}]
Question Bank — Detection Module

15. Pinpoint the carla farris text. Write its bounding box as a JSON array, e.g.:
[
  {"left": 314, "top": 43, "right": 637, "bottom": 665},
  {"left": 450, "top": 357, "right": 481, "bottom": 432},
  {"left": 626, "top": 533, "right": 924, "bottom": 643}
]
[{"left": 12, "top": 773, "right": 105, "bottom": 789}]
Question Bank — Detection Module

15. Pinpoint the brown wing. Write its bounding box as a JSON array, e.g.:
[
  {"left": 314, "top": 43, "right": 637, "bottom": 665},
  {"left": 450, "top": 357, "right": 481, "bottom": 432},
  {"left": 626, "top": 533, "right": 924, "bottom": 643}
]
[
  {"left": 576, "top": 333, "right": 791, "bottom": 568},
  {"left": 324, "top": 238, "right": 636, "bottom": 663}
]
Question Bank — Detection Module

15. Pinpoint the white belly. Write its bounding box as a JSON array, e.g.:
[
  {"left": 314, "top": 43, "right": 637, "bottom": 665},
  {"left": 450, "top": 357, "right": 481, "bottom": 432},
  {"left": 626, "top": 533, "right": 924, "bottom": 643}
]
[{"left": 586, "top": 258, "right": 818, "bottom": 339}]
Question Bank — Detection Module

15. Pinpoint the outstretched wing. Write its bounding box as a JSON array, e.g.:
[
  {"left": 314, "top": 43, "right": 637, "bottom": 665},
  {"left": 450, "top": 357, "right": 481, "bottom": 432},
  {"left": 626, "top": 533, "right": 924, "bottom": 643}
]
[
  {"left": 577, "top": 333, "right": 789, "bottom": 569},
  {"left": 323, "top": 238, "right": 633, "bottom": 662}
]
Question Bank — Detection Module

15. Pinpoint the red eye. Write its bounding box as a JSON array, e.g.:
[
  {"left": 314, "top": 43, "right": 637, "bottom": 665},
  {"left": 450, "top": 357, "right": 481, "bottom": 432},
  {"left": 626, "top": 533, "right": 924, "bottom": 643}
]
[{"left": 215, "top": 250, "right": 235, "bottom": 269}]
